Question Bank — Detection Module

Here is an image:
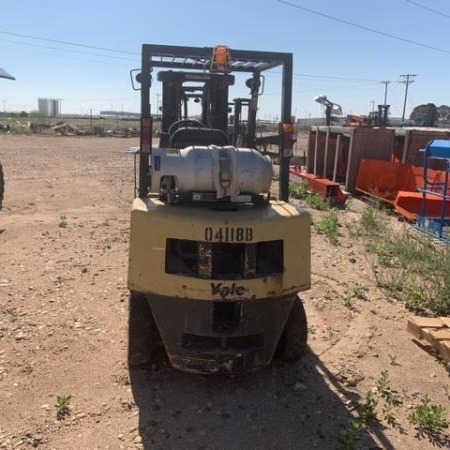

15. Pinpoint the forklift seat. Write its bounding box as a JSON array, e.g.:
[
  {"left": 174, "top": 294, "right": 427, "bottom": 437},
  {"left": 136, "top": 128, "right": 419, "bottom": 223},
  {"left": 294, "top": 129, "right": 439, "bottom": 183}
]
[{"left": 170, "top": 127, "right": 229, "bottom": 149}]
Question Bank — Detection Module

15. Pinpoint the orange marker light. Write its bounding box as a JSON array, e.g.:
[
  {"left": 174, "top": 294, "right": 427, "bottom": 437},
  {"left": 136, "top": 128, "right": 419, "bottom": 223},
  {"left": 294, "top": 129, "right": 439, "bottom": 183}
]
[
  {"left": 282, "top": 122, "right": 294, "bottom": 153},
  {"left": 212, "top": 46, "right": 230, "bottom": 68},
  {"left": 141, "top": 117, "right": 153, "bottom": 153}
]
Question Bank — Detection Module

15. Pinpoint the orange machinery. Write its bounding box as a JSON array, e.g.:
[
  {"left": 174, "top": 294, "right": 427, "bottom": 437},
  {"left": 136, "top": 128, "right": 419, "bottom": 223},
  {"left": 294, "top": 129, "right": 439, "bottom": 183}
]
[{"left": 356, "top": 159, "right": 450, "bottom": 221}]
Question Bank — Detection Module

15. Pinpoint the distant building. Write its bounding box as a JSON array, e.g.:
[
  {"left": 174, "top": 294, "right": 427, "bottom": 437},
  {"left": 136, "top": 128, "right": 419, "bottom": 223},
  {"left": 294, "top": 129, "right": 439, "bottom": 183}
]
[{"left": 38, "top": 98, "right": 60, "bottom": 117}]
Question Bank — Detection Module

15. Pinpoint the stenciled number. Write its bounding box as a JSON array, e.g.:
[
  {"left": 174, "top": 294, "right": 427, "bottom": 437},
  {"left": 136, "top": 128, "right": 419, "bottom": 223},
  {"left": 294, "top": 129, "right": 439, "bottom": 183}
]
[{"left": 204, "top": 227, "right": 253, "bottom": 242}]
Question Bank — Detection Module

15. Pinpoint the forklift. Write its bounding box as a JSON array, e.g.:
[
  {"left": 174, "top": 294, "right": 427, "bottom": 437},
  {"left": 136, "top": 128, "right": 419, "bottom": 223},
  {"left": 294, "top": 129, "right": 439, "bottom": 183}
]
[{"left": 127, "top": 44, "right": 311, "bottom": 374}]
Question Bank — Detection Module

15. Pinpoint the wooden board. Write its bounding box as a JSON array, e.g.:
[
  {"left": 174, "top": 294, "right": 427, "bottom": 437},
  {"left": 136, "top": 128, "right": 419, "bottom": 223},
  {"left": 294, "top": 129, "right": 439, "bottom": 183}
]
[{"left": 407, "top": 316, "right": 450, "bottom": 362}]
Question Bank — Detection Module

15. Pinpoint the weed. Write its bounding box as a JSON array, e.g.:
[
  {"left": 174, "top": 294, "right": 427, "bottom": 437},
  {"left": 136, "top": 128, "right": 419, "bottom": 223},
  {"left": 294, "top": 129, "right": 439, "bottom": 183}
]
[
  {"left": 404, "top": 282, "right": 428, "bottom": 314},
  {"left": 407, "top": 395, "right": 448, "bottom": 439},
  {"left": 58, "top": 215, "right": 68, "bottom": 228},
  {"left": 338, "top": 419, "right": 364, "bottom": 450},
  {"left": 289, "top": 181, "right": 308, "bottom": 199},
  {"left": 55, "top": 394, "right": 72, "bottom": 420},
  {"left": 339, "top": 391, "right": 378, "bottom": 450},
  {"left": 339, "top": 370, "right": 406, "bottom": 450},
  {"left": 375, "top": 370, "right": 402, "bottom": 424},
  {"left": 359, "top": 391, "right": 379, "bottom": 423},
  {"left": 359, "top": 206, "right": 385, "bottom": 237},
  {"left": 305, "top": 193, "right": 331, "bottom": 211},
  {"left": 314, "top": 209, "right": 339, "bottom": 245},
  {"left": 373, "top": 265, "right": 408, "bottom": 301},
  {"left": 289, "top": 182, "right": 331, "bottom": 210},
  {"left": 340, "top": 371, "right": 449, "bottom": 448},
  {"left": 345, "top": 196, "right": 353, "bottom": 211},
  {"left": 343, "top": 295, "right": 356, "bottom": 310},
  {"left": 364, "top": 226, "right": 450, "bottom": 314},
  {"left": 343, "top": 285, "right": 367, "bottom": 309},
  {"left": 6, "top": 307, "right": 18, "bottom": 322}
]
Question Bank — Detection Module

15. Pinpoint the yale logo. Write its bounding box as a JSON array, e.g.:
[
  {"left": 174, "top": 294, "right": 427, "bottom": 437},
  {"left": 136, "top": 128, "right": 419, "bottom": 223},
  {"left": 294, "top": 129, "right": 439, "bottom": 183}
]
[{"left": 211, "top": 282, "right": 246, "bottom": 298}]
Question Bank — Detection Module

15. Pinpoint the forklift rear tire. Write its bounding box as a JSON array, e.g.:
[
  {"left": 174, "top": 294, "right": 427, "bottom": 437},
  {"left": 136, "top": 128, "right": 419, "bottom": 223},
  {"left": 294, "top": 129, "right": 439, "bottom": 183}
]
[
  {"left": 128, "top": 292, "right": 156, "bottom": 369},
  {"left": 276, "top": 296, "right": 308, "bottom": 362}
]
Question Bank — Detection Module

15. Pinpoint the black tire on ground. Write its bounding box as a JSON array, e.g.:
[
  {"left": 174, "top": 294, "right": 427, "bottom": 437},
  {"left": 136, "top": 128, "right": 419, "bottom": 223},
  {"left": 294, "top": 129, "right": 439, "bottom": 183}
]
[
  {"left": 0, "top": 160, "right": 4, "bottom": 210},
  {"left": 275, "top": 296, "right": 308, "bottom": 362},
  {"left": 128, "top": 292, "right": 156, "bottom": 369}
]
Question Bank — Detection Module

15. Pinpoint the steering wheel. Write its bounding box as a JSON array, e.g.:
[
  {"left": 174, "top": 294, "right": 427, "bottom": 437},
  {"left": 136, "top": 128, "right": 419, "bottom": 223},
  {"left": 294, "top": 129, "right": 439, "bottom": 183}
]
[{"left": 168, "top": 119, "right": 205, "bottom": 136}]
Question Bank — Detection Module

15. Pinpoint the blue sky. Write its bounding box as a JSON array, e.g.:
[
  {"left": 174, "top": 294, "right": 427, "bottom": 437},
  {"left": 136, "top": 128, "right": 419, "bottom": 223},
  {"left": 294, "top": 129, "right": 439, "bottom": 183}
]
[{"left": 1, "top": 0, "right": 449, "bottom": 119}]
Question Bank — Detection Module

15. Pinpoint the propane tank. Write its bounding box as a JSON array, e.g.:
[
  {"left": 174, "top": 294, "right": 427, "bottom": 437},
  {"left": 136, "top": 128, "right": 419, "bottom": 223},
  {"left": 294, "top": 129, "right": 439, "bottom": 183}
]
[{"left": 151, "top": 145, "right": 272, "bottom": 198}]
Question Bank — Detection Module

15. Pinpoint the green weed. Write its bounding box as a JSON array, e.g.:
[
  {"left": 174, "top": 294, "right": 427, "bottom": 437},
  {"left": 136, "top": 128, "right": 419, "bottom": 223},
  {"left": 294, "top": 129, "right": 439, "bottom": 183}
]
[
  {"left": 343, "top": 285, "right": 367, "bottom": 310},
  {"left": 314, "top": 209, "right": 339, "bottom": 245},
  {"left": 55, "top": 394, "right": 72, "bottom": 420},
  {"left": 407, "top": 395, "right": 448, "bottom": 439},
  {"left": 363, "top": 220, "right": 450, "bottom": 315},
  {"left": 376, "top": 370, "right": 402, "bottom": 423},
  {"left": 359, "top": 391, "right": 379, "bottom": 423},
  {"left": 339, "top": 370, "right": 403, "bottom": 449},
  {"left": 359, "top": 206, "right": 385, "bottom": 237},
  {"left": 58, "top": 215, "right": 68, "bottom": 228},
  {"left": 305, "top": 193, "right": 331, "bottom": 211},
  {"left": 404, "top": 282, "right": 428, "bottom": 314},
  {"left": 289, "top": 181, "right": 308, "bottom": 199},
  {"left": 289, "top": 182, "right": 331, "bottom": 210},
  {"left": 338, "top": 391, "right": 378, "bottom": 450},
  {"left": 338, "top": 419, "right": 364, "bottom": 450}
]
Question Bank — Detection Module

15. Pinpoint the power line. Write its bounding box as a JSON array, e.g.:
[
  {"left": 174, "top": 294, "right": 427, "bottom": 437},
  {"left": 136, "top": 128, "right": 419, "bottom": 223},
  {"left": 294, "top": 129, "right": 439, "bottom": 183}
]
[
  {"left": 0, "top": 44, "right": 130, "bottom": 66},
  {"left": 276, "top": 0, "right": 450, "bottom": 55},
  {"left": 0, "top": 29, "right": 138, "bottom": 56},
  {"left": 0, "top": 37, "right": 137, "bottom": 62},
  {"left": 407, "top": 0, "right": 450, "bottom": 20},
  {"left": 294, "top": 73, "right": 380, "bottom": 82},
  {"left": 266, "top": 70, "right": 381, "bottom": 82},
  {"left": 399, "top": 73, "right": 417, "bottom": 122},
  {"left": 294, "top": 81, "right": 379, "bottom": 94}
]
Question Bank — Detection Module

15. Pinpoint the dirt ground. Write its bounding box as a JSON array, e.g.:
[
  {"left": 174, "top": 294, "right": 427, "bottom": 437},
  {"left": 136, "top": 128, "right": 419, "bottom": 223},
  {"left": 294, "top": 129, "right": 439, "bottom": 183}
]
[{"left": 0, "top": 135, "right": 449, "bottom": 450}]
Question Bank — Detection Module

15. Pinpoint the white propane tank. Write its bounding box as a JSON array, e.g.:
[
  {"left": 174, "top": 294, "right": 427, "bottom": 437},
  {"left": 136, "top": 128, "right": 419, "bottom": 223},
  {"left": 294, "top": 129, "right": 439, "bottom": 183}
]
[{"left": 151, "top": 145, "right": 273, "bottom": 198}]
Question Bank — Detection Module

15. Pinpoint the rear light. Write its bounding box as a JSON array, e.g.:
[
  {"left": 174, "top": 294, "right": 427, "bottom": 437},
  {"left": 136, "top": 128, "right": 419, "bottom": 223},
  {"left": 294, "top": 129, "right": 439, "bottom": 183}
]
[
  {"left": 212, "top": 45, "right": 231, "bottom": 71},
  {"left": 280, "top": 122, "right": 294, "bottom": 157},
  {"left": 141, "top": 117, "right": 152, "bottom": 153}
]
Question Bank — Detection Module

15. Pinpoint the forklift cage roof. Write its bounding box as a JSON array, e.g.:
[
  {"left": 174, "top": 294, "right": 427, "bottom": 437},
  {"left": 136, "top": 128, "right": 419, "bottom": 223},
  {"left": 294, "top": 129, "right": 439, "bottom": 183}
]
[
  {"left": 143, "top": 44, "right": 289, "bottom": 73},
  {"left": 139, "top": 44, "right": 293, "bottom": 123}
]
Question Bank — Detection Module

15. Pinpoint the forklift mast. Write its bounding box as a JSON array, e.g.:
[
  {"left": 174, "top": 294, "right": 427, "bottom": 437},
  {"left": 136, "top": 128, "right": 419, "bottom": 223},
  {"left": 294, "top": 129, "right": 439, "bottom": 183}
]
[{"left": 134, "top": 44, "right": 294, "bottom": 201}]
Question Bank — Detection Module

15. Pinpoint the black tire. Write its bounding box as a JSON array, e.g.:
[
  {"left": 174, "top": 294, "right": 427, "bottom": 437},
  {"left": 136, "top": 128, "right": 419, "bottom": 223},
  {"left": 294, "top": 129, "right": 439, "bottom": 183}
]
[
  {"left": 0, "top": 159, "right": 4, "bottom": 210},
  {"left": 276, "top": 296, "right": 308, "bottom": 362},
  {"left": 128, "top": 292, "right": 156, "bottom": 369}
]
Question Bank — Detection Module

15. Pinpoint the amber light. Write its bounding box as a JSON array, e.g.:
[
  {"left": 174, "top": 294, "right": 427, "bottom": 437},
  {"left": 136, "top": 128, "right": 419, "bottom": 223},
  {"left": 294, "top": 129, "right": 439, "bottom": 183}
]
[
  {"left": 141, "top": 117, "right": 153, "bottom": 148},
  {"left": 282, "top": 122, "right": 294, "bottom": 151},
  {"left": 213, "top": 46, "right": 230, "bottom": 67}
]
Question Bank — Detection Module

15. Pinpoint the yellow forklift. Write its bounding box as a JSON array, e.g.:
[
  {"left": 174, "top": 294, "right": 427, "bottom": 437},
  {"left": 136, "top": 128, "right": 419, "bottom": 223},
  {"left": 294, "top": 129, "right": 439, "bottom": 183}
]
[{"left": 127, "top": 44, "right": 310, "bottom": 374}]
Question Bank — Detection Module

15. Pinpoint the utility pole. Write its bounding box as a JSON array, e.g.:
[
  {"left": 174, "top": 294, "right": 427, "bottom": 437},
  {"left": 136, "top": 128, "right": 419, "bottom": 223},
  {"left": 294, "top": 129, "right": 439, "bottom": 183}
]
[
  {"left": 381, "top": 80, "right": 391, "bottom": 105},
  {"left": 399, "top": 74, "right": 417, "bottom": 123},
  {"left": 370, "top": 100, "right": 375, "bottom": 113}
]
